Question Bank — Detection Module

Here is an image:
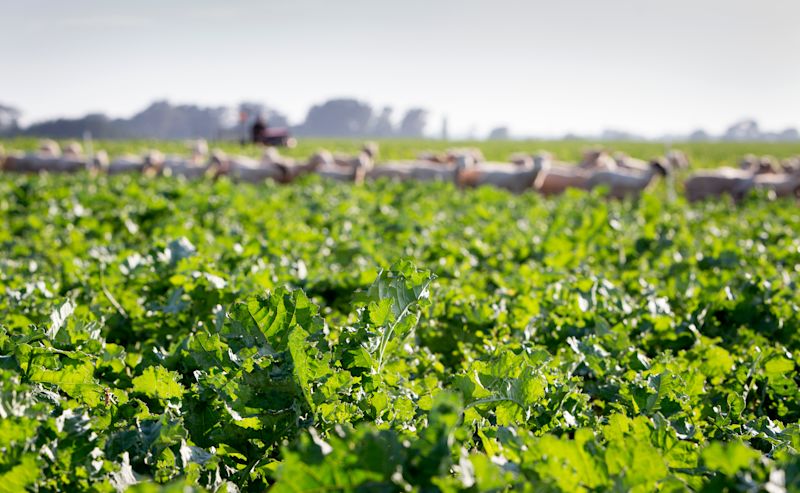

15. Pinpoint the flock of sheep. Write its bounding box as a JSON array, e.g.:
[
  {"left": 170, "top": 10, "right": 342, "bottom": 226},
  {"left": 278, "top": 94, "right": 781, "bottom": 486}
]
[{"left": 1, "top": 139, "right": 799, "bottom": 202}]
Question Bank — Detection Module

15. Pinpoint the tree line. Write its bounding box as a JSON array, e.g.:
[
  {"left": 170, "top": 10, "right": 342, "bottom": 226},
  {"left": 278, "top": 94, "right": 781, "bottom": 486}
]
[{"left": 0, "top": 99, "right": 430, "bottom": 140}]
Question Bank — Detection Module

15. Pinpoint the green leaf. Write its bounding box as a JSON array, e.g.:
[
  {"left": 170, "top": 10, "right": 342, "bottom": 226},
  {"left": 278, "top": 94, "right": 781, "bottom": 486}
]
[
  {"left": 28, "top": 358, "right": 103, "bottom": 407},
  {"left": 355, "top": 260, "right": 436, "bottom": 372},
  {"left": 226, "top": 287, "right": 322, "bottom": 352},
  {"left": 701, "top": 441, "right": 761, "bottom": 476},
  {"left": 0, "top": 455, "right": 40, "bottom": 493},
  {"left": 764, "top": 356, "right": 794, "bottom": 380},
  {"left": 131, "top": 366, "right": 185, "bottom": 400},
  {"left": 368, "top": 298, "right": 395, "bottom": 326},
  {"left": 46, "top": 299, "right": 75, "bottom": 341}
]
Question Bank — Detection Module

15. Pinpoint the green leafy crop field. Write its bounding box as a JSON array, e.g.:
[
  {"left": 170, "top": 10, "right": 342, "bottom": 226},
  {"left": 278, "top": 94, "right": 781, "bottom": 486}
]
[{"left": 0, "top": 143, "right": 799, "bottom": 491}]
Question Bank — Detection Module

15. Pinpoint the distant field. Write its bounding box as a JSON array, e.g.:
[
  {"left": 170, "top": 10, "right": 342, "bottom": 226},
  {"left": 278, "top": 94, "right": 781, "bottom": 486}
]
[{"left": 3, "top": 137, "right": 800, "bottom": 168}]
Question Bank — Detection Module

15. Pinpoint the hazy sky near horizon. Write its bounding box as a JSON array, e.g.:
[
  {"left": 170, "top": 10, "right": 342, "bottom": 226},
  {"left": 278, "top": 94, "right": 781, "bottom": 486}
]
[{"left": 2, "top": 0, "right": 800, "bottom": 137}]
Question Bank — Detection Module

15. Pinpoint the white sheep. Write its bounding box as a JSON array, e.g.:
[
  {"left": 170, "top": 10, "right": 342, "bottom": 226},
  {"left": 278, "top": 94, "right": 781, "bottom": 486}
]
[
  {"left": 161, "top": 157, "right": 211, "bottom": 180},
  {"left": 3, "top": 143, "right": 88, "bottom": 174},
  {"left": 38, "top": 139, "right": 61, "bottom": 158},
  {"left": 105, "top": 150, "right": 163, "bottom": 176},
  {"left": 613, "top": 152, "right": 651, "bottom": 173},
  {"left": 365, "top": 164, "right": 416, "bottom": 182},
  {"left": 458, "top": 156, "right": 543, "bottom": 193},
  {"left": 368, "top": 154, "right": 474, "bottom": 184},
  {"left": 62, "top": 141, "right": 84, "bottom": 160},
  {"left": 155, "top": 140, "right": 212, "bottom": 178},
  {"left": 753, "top": 169, "right": 800, "bottom": 198},
  {"left": 3, "top": 140, "right": 64, "bottom": 172},
  {"left": 106, "top": 154, "right": 146, "bottom": 175},
  {"left": 684, "top": 167, "right": 756, "bottom": 202},
  {"left": 781, "top": 156, "right": 800, "bottom": 174},
  {"left": 579, "top": 150, "right": 617, "bottom": 170},
  {"left": 586, "top": 158, "right": 670, "bottom": 199},
  {"left": 740, "top": 154, "right": 779, "bottom": 174},
  {"left": 90, "top": 150, "right": 109, "bottom": 174},
  {"left": 448, "top": 147, "right": 484, "bottom": 164},
  {"left": 333, "top": 144, "right": 377, "bottom": 174},
  {"left": 210, "top": 150, "right": 286, "bottom": 183},
  {"left": 309, "top": 149, "right": 371, "bottom": 184},
  {"left": 533, "top": 160, "right": 591, "bottom": 196},
  {"left": 188, "top": 139, "right": 209, "bottom": 163},
  {"left": 666, "top": 150, "right": 690, "bottom": 169},
  {"left": 416, "top": 150, "right": 449, "bottom": 164}
]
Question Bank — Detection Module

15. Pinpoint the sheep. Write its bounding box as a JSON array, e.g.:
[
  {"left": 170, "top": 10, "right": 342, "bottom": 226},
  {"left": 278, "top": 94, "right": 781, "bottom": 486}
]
[
  {"left": 408, "top": 159, "right": 467, "bottom": 182},
  {"left": 209, "top": 149, "right": 287, "bottom": 183},
  {"left": 613, "top": 152, "right": 651, "bottom": 173},
  {"left": 38, "top": 140, "right": 92, "bottom": 173},
  {"left": 143, "top": 150, "right": 165, "bottom": 175},
  {"left": 757, "top": 156, "right": 780, "bottom": 174},
  {"left": 365, "top": 163, "right": 416, "bottom": 182},
  {"left": 509, "top": 151, "right": 552, "bottom": 168},
  {"left": 3, "top": 154, "right": 86, "bottom": 174},
  {"left": 188, "top": 139, "right": 209, "bottom": 163},
  {"left": 54, "top": 155, "right": 89, "bottom": 174},
  {"left": 739, "top": 154, "right": 758, "bottom": 170},
  {"left": 578, "top": 149, "right": 617, "bottom": 170},
  {"left": 683, "top": 167, "right": 756, "bottom": 202},
  {"left": 308, "top": 149, "right": 370, "bottom": 184},
  {"left": 161, "top": 157, "right": 211, "bottom": 180},
  {"left": 333, "top": 144, "right": 377, "bottom": 174},
  {"left": 416, "top": 151, "right": 450, "bottom": 164},
  {"left": 2, "top": 145, "right": 87, "bottom": 174},
  {"left": 458, "top": 155, "right": 544, "bottom": 193},
  {"left": 740, "top": 154, "right": 779, "bottom": 174},
  {"left": 365, "top": 161, "right": 451, "bottom": 183},
  {"left": 38, "top": 139, "right": 61, "bottom": 158},
  {"left": 781, "top": 156, "right": 800, "bottom": 174},
  {"left": 586, "top": 158, "right": 670, "bottom": 199},
  {"left": 104, "top": 150, "right": 163, "bottom": 176},
  {"left": 89, "top": 150, "right": 109, "bottom": 175},
  {"left": 62, "top": 141, "right": 84, "bottom": 160},
  {"left": 413, "top": 147, "right": 486, "bottom": 166},
  {"left": 106, "top": 154, "right": 146, "bottom": 175},
  {"left": 401, "top": 153, "right": 477, "bottom": 183},
  {"left": 368, "top": 154, "right": 475, "bottom": 184},
  {"left": 449, "top": 147, "right": 484, "bottom": 164},
  {"left": 666, "top": 150, "right": 690, "bottom": 169},
  {"left": 1, "top": 151, "right": 24, "bottom": 172},
  {"left": 533, "top": 158, "right": 592, "bottom": 196},
  {"left": 306, "top": 150, "right": 336, "bottom": 168},
  {"left": 153, "top": 140, "right": 212, "bottom": 179},
  {"left": 2, "top": 139, "right": 74, "bottom": 173},
  {"left": 752, "top": 169, "right": 800, "bottom": 198},
  {"left": 270, "top": 150, "right": 327, "bottom": 183},
  {"left": 362, "top": 141, "right": 379, "bottom": 161}
]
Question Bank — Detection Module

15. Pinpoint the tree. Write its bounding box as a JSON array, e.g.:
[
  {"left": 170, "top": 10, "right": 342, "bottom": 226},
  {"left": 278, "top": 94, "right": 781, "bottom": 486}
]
[
  {"left": 24, "top": 113, "right": 119, "bottom": 139},
  {"left": 370, "top": 106, "right": 394, "bottom": 137},
  {"left": 776, "top": 128, "right": 799, "bottom": 141},
  {"left": 0, "top": 103, "right": 20, "bottom": 136},
  {"left": 487, "top": 126, "right": 510, "bottom": 140},
  {"left": 688, "top": 129, "right": 711, "bottom": 141},
  {"left": 298, "top": 99, "right": 374, "bottom": 137},
  {"left": 723, "top": 119, "right": 760, "bottom": 141},
  {"left": 398, "top": 108, "right": 428, "bottom": 138}
]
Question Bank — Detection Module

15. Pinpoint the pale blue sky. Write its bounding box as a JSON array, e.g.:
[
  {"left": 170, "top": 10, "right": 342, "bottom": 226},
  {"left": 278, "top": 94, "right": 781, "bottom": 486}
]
[{"left": 2, "top": 0, "right": 799, "bottom": 137}]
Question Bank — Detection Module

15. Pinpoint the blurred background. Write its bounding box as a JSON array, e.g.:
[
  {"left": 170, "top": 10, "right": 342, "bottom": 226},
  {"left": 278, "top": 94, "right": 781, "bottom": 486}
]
[{"left": 2, "top": 0, "right": 799, "bottom": 142}]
